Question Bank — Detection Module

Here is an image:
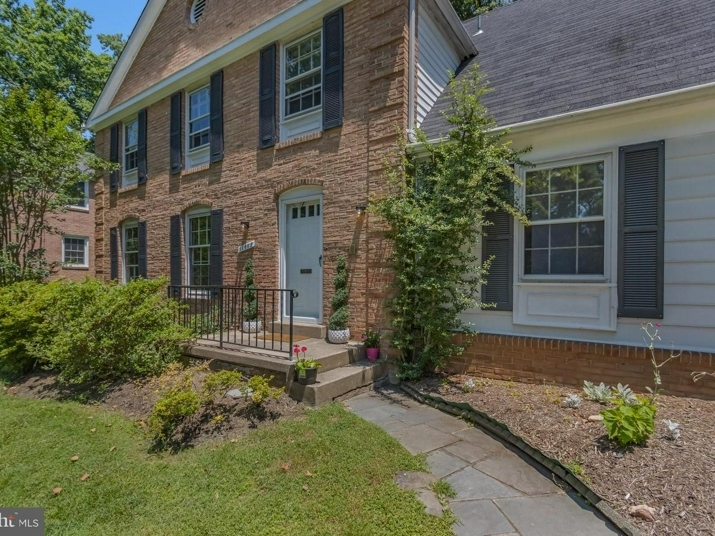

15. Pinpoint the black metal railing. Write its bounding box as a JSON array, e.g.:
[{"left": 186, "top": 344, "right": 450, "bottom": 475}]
[{"left": 168, "top": 286, "right": 298, "bottom": 358}]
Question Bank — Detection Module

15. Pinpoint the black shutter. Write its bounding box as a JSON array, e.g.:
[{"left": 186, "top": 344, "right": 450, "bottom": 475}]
[
  {"left": 323, "top": 8, "right": 344, "bottom": 130},
  {"left": 138, "top": 221, "right": 148, "bottom": 279},
  {"left": 482, "top": 196, "right": 514, "bottom": 311},
  {"left": 110, "top": 227, "right": 119, "bottom": 281},
  {"left": 109, "top": 124, "right": 119, "bottom": 192},
  {"left": 259, "top": 44, "right": 276, "bottom": 148},
  {"left": 170, "top": 92, "right": 182, "bottom": 174},
  {"left": 170, "top": 214, "right": 182, "bottom": 286},
  {"left": 137, "top": 109, "right": 148, "bottom": 184},
  {"left": 210, "top": 70, "right": 224, "bottom": 163},
  {"left": 209, "top": 209, "right": 223, "bottom": 286},
  {"left": 618, "top": 141, "right": 665, "bottom": 319}
]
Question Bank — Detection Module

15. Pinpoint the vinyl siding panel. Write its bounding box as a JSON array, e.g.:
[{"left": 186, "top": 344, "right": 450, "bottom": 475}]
[{"left": 416, "top": 1, "right": 461, "bottom": 128}]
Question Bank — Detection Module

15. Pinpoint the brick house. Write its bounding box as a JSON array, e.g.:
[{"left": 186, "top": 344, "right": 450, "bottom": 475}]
[{"left": 87, "top": 0, "right": 715, "bottom": 397}]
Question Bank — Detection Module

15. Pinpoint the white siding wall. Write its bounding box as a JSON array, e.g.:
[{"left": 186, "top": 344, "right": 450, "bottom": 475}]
[
  {"left": 465, "top": 95, "right": 715, "bottom": 352},
  {"left": 416, "top": 1, "right": 461, "bottom": 128}
]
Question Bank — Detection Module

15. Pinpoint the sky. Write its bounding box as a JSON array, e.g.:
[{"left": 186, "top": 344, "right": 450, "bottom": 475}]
[{"left": 27, "top": 0, "right": 148, "bottom": 53}]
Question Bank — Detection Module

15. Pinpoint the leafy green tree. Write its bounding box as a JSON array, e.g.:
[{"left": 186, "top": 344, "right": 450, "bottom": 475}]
[
  {"left": 328, "top": 256, "right": 349, "bottom": 331},
  {"left": 449, "top": 0, "right": 514, "bottom": 20},
  {"left": 0, "top": 87, "right": 112, "bottom": 285},
  {"left": 0, "top": 0, "right": 125, "bottom": 127},
  {"left": 371, "top": 66, "right": 529, "bottom": 379}
]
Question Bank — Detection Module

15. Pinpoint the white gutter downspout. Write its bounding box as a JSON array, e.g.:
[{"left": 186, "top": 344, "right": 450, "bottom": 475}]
[{"left": 407, "top": 0, "right": 417, "bottom": 142}]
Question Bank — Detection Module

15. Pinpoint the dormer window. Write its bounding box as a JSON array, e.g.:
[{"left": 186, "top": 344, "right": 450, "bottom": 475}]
[{"left": 123, "top": 118, "right": 139, "bottom": 186}]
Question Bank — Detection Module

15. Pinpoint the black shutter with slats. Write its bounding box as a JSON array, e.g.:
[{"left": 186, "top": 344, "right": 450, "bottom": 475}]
[
  {"left": 170, "top": 92, "right": 182, "bottom": 174},
  {"left": 259, "top": 44, "right": 276, "bottom": 148},
  {"left": 209, "top": 209, "right": 223, "bottom": 286},
  {"left": 170, "top": 215, "right": 182, "bottom": 286},
  {"left": 323, "top": 8, "right": 344, "bottom": 130},
  {"left": 210, "top": 70, "right": 224, "bottom": 163},
  {"left": 137, "top": 109, "right": 148, "bottom": 184},
  {"left": 110, "top": 227, "right": 119, "bottom": 280},
  {"left": 618, "top": 141, "right": 665, "bottom": 319},
  {"left": 109, "top": 124, "right": 119, "bottom": 192},
  {"left": 138, "top": 221, "right": 148, "bottom": 279},
  {"left": 482, "top": 204, "right": 514, "bottom": 311}
]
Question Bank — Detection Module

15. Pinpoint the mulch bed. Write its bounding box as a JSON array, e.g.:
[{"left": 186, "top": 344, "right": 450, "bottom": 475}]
[
  {"left": 413, "top": 374, "right": 715, "bottom": 536},
  {"left": 5, "top": 372, "right": 305, "bottom": 451}
]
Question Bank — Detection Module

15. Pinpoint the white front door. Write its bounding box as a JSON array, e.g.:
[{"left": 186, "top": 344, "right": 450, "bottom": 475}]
[{"left": 284, "top": 199, "right": 323, "bottom": 322}]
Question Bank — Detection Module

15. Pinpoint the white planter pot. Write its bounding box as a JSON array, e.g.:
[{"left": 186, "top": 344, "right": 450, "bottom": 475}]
[
  {"left": 242, "top": 320, "right": 262, "bottom": 333},
  {"left": 327, "top": 328, "right": 350, "bottom": 344}
]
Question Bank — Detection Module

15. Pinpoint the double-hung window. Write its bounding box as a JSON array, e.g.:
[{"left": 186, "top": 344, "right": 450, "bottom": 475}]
[
  {"left": 62, "top": 236, "right": 89, "bottom": 267},
  {"left": 187, "top": 211, "right": 211, "bottom": 286},
  {"left": 68, "top": 181, "right": 89, "bottom": 210},
  {"left": 123, "top": 119, "right": 139, "bottom": 186},
  {"left": 123, "top": 223, "right": 140, "bottom": 282},
  {"left": 281, "top": 30, "right": 322, "bottom": 139},
  {"left": 187, "top": 86, "right": 211, "bottom": 167},
  {"left": 524, "top": 161, "right": 605, "bottom": 276}
]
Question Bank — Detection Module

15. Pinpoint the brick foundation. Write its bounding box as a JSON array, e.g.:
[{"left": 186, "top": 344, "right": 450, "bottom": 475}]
[{"left": 446, "top": 333, "right": 715, "bottom": 399}]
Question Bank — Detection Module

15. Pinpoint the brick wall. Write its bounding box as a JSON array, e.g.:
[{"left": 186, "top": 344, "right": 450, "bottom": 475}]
[
  {"left": 95, "top": 0, "right": 408, "bottom": 337},
  {"left": 446, "top": 333, "right": 715, "bottom": 399},
  {"left": 46, "top": 182, "right": 96, "bottom": 281}
]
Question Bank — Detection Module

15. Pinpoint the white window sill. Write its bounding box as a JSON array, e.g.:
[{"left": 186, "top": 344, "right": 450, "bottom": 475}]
[
  {"left": 118, "top": 183, "right": 139, "bottom": 194},
  {"left": 280, "top": 108, "right": 322, "bottom": 142},
  {"left": 186, "top": 146, "right": 210, "bottom": 169},
  {"left": 67, "top": 205, "right": 90, "bottom": 213},
  {"left": 182, "top": 163, "right": 211, "bottom": 177},
  {"left": 275, "top": 130, "right": 323, "bottom": 149},
  {"left": 62, "top": 264, "right": 90, "bottom": 270}
]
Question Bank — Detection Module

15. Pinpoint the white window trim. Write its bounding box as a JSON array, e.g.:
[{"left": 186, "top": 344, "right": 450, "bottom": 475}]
[
  {"left": 68, "top": 181, "right": 89, "bottom": 212},
  {"left": 515, "top": 152, "right": 616, "bottom": 284},
  {"left": 185, "top": 84, "right": 211, "bottom": 168},
  {"left": 61, "top": 236, "right": 89, "bottom": 268},
  {"left": 122, "top": 117, "right": 139, "bottom": 187},
  {"left": 280, "top": 27, "right": 323, "bottom": 142},
  {"left": 122, "top": 221, "right": 139, "bottom": 283},
  {"left": 184, "top": 207, "right": 212, "bottom": 288}
]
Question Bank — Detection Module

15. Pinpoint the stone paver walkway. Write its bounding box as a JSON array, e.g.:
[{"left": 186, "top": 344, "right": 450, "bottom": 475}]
[{"left": 344, "top": 387, "right": 622, "bottom": 536}]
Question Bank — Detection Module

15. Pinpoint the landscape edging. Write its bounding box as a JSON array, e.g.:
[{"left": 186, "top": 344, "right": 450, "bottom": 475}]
[{"left": 400, "top": 383, "right": 643, "bottom": 536}]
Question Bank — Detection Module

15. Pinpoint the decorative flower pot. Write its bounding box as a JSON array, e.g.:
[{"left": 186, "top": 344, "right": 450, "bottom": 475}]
[
  {"left": 366, "top": 347, "right": 380, "bottom": 362},
  {"left": 327, "top": 328, "right": 350, "bottom": 344},
  {"left": 296, "top": 367, "right": 319, "bottom": 385},
  {"left": 242, "top": 320, "right": 262, "bottom": 333}
]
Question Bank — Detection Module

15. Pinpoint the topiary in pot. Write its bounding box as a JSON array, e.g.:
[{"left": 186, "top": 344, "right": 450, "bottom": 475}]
[
  {"left": 242, "top": 259, "right": 261, "bottom": 333},
  {"left": 327, "top": 255, "right": 350, "bottom": 343}
]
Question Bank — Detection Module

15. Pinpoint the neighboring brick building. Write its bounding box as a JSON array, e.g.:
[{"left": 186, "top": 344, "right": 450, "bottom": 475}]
[
  {"left": 86, "top": 0, "right": 474, "bottom": 336},
  {"left": 46, "top": 180, "right": 96, "bottom": 282}
]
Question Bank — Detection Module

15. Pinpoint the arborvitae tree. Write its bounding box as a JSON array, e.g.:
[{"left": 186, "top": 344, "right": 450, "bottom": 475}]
[
  {"left": 242, "top": 259, "right": 258, "bottom": 321},
  {"left": 328, "top": 255, "right": 349, "bottom": 331}
]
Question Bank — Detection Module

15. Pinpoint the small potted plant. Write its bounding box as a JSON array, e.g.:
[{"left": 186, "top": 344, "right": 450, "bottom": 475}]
[
  {"left": 294, "top": 346, "right": 321, "bottom": 385},
  {"left": 361, "top": 329, "right": 380, "bottom": 362},
  {"left": 242, "top": 259, "right": 261, "bottom": 332},
  {"left": 328, "top": 255, "right": 350, "bottom": 344}
]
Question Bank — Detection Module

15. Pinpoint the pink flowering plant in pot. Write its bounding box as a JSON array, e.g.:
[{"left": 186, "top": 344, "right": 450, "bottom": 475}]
[
  {"left": 361, "top": 330, "right": 381, "bottom": 361},
  {"left": 293, "top": 345, "right": 321, "bottom": 385}
]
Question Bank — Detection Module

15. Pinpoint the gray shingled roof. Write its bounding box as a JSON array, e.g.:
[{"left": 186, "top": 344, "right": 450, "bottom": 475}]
[{"left": 421, "top": 0, "right": 715, "bottom": 138}]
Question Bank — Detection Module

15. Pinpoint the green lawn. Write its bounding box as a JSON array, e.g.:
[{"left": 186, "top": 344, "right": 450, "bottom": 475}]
[{"left": 0, "top": 392, "right": 453, "bottom": 535}]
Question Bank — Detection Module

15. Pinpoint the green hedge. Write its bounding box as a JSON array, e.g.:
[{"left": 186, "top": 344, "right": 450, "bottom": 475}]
[{"left": 0, "top": 278, "right": 193, "bottom": 384}]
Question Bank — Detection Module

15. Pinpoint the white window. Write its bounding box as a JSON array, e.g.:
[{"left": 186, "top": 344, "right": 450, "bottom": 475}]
[
  {"left": 62, "top": 236, "right": 89, "bottom": 267},
  {"left": 69, "top": 181, "right": 89, "bottom": 210},
  {"left": 186, "top": 86, "right": 211, "bottom": 167},
  {"left": 281, "top": 30, "right": 322, "bottom": 140},
  {"left": 524, "top": 160, "right": 605, "bottom": 277},
  {"left": 123, "top": 119, "right": 139, "bottom": 186},
  {"left": 123, "top": 222, "right": 139, "bottom": 282},
  {"left": 186, "top": 211, "right": 211, "bottom": 286}
]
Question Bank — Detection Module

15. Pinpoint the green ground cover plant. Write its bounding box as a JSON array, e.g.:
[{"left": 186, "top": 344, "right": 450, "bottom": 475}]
[{"left": 0, "top": 393, "right": 453, "bottom": 536}]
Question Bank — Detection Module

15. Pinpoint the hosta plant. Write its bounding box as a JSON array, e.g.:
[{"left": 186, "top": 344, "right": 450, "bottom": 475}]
[
  {"left": 583, "top": 381, "right": 614, "bottom": 404},
  {"left": 601, "top": 398, "right": 657, "bottom": 447}
]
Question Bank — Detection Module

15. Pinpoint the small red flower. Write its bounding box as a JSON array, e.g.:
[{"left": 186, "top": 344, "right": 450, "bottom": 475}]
[
  {"left": 301, "top": 346, "right": 308, "bottom": 353},
  {"left": 293, "top": 346, "right": 300, "bottom": 355}
]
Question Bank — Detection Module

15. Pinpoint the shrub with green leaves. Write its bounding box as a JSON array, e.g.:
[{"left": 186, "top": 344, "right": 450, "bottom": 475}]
[
  {"left": 329, "top": 255, "right": 349, "bottom": 331},
  {"left": 149, "top": 385, "right": 202, "bottom": 442},
  {"left": 243, "top": 259, "right": 258, "bottom": 321},
  {"left": 0, "top": 280, "right": 59, "bottom": 373},
  {"left": 601, "top": 399, "right": 657, "bottom": 447},
  {"left": 201, "top": 369, "right": 244, "bottom": 402},
  {"left": 247, "top": 375, "right": 284, "bottom": 406},
  {"left": 30, "top": 278, "right": 193, "bottom": 384}
]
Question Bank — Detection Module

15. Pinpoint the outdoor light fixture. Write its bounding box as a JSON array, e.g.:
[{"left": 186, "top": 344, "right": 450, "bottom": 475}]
[
  {"left": 241, "top": 221, "right": 250, "bottom": 230},
  {"left": 355, "top": 205, "right": 367, "bottom": 216}
]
